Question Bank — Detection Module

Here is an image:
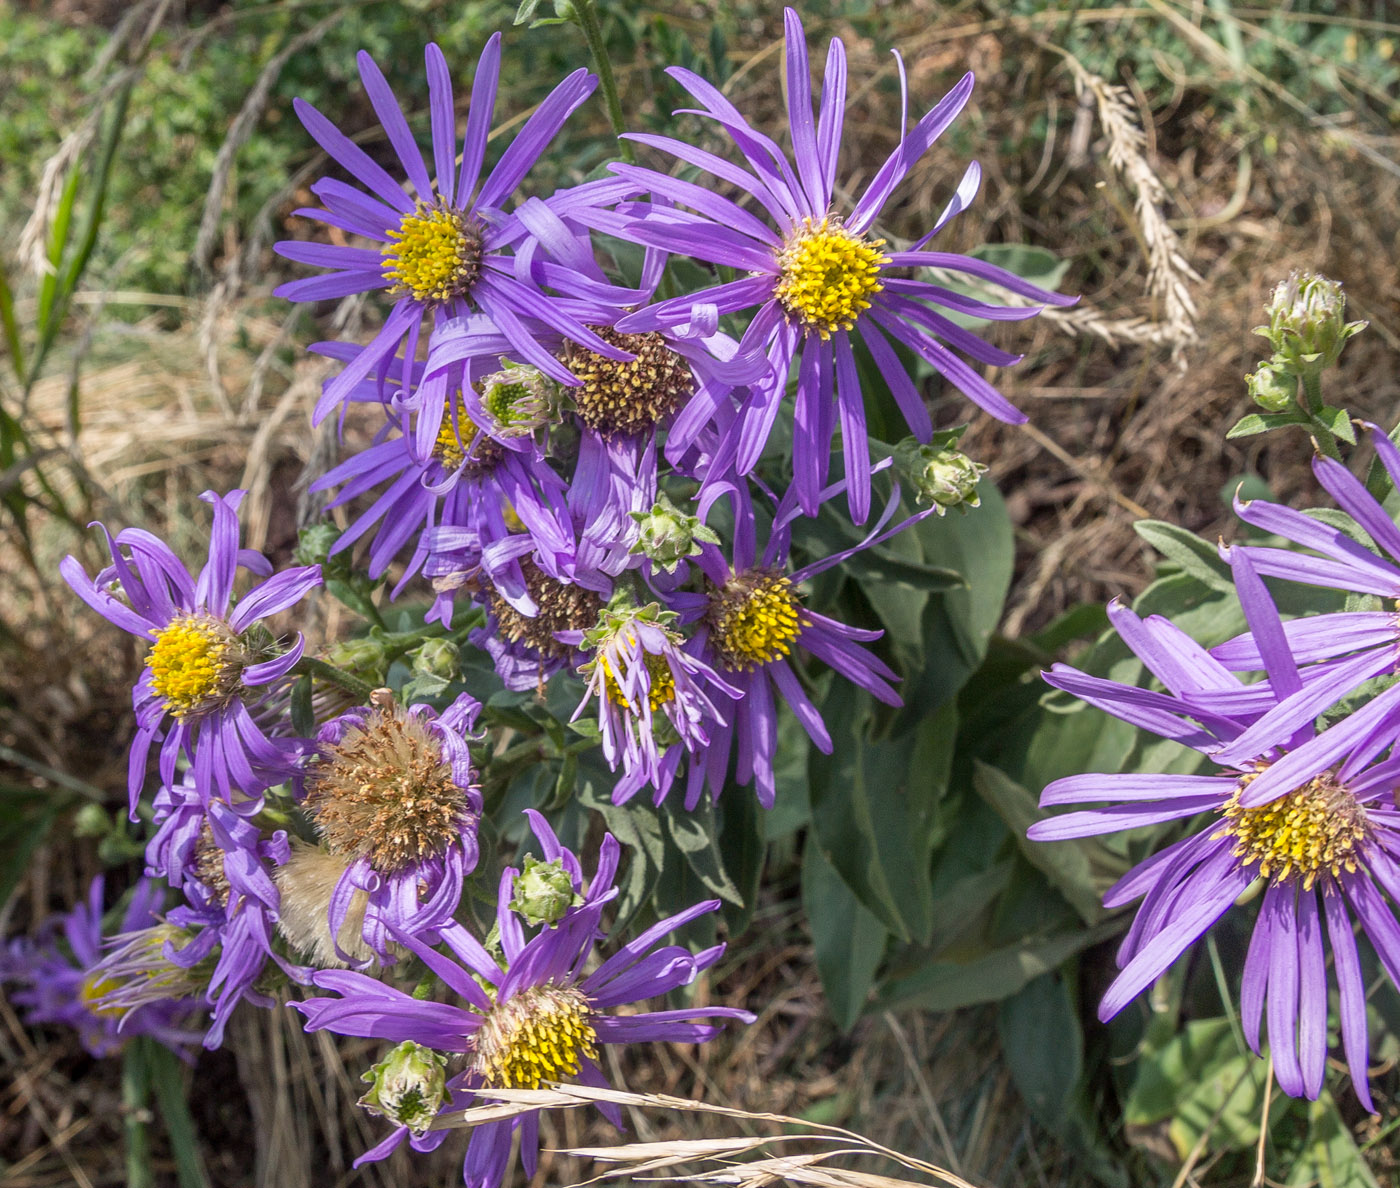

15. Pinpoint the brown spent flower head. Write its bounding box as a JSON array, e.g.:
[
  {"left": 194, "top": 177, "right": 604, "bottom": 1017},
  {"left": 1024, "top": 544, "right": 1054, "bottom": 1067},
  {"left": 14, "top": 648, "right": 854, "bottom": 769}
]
[
  {"left": 489, "top": 560, "right": 604, "bottom": 663},
  {"left": 194, "top": 823, "right": 231, "bottom": 907},
  {"left": 303, "top": 704, "right": 472, "bottom": 875},
  {"left": 564, "top": 327, "right": 694, "bottom": 437}
]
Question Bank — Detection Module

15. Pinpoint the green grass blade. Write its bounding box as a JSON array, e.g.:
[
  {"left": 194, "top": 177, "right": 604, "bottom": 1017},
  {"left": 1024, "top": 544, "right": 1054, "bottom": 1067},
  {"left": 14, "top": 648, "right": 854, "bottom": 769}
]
[
  {"left": 148, "top": 1042, "right": 213, "bottom": 1188},
  {"left": 0, "top": 259, "right": 24, "bottom": 382},
  {"left": 35, "top": 163, "right": 81, "bottom": 337},
  {"left": 122, "top": 1038, "right": 155, "bottom": 1188}
]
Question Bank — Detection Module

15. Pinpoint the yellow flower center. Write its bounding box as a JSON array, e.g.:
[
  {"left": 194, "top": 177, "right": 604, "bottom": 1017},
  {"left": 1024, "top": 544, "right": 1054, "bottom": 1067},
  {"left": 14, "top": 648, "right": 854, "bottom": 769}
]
[
  {"left": 146, "top": 614, "right": 238, "bottom": 719},
  {"left": 473, "top": 985, "right": 598, "bottom": 1090},
  {"left": 601, "top": 646, "right": 676, "bottom": 712},
  {"left": 433, "top": 401, "right": 480, "bottom": 471},
  {"left": 773, "top": 216, "right": 889, "bottom": 338},
  {"left": 1214, "top": 773, "right": 1372, "bottom": 891},
  {"left": 381, "top": 202, "right": 483, "bottom": 305},
  {"left": 79, "top": 971, "right": 126, "bottom": 1018},
  {"left": 707, "top": 571, "right": 807, "bottom": 671}
]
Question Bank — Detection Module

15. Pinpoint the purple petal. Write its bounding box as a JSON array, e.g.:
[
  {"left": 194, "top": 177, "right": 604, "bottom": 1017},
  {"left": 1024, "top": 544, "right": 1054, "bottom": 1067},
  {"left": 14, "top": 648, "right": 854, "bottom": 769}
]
[
  {"left": 292, "top": 97, "right": 412, "bottom": 214},
  {"left": 357, "top": 50, "right": 433, "bottom": 200}
]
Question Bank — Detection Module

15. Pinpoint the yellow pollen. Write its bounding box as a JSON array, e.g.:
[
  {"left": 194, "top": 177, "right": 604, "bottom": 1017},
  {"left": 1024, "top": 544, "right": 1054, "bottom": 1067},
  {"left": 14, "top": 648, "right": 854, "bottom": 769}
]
[
  {"left": 146, "top": 614, "right": 237, "bottom": 719},
  {"left": 773, "top": 216, "right": 889, "bottom": 338},
  {"left": 381, "top": 202, "right": 483, "bottom": 304},
  {"left": 707, "top": 571, "right": 807, "bottom": 671},
  {"left": 1213, "top": 773, "right": 1372, "bottom": 891},
  {"left": 473, "top": 985, "right": 598, "bottom": 1090},
  {"left": 79, "top": 971, "right": 126, "bottom": 1018},
  {"left": 601, "top": 646, "right": 676, "bottom": 712},
  {"left": 433, "top": 400, "right": 480, "bottom": 470}
]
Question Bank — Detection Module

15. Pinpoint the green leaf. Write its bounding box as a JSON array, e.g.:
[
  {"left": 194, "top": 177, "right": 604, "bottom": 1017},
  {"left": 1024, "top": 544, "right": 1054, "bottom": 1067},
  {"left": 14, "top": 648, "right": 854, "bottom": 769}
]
[
  {"left": 1132, "top": 520, "right": 1234, "bottom": 595},
  {"left": 1226, "top": 411, "right": 1308, "bottom": 438},
  {"left": 578, "top": 782, "right": 664, "bottom": 929},
  {"left": 877, "top": 921, "right": 1115, "bottom": 1012},
  {"left": 0, "top": 258, "right": 23, "bottom": 381},
  {"left": 147, "top": 1042, "right": 212, "bottom": 1188},
  {"left": 289, "top": 675, "right": 315, "bottom": 738},
  {"left": 972, "top": 761, "right": 1109, "bottom": 923},
  {"left": 661, "top": 797, "right": 743, "bottom": 907},
  {"left": 1312, "top": 405, "right": 1358, "bottom": 446},
  {"left": 1288, "top": 1092, "right": 1381, "bottom": 1188},
  {"left": 717, "top": 789, "right": 764, "bottom": 934},
  {"left": 808, "top": 692, "right": 955, "bottom": 944},
  {"left": 802, "top": 842, "right": 887, "bottom": 1031},
  {"left": 123, "top": 1039, "right": 155, "bottom": 1188},
  {"left": 997, "top": 972, "right": 1083, "bottom": 1128}
]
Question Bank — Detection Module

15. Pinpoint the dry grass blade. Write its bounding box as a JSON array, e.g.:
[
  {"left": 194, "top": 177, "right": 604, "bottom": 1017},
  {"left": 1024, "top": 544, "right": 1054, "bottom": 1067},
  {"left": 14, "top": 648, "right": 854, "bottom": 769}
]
[{"left": 433, "top": 1085, "right": 990, "bottom": 1188}]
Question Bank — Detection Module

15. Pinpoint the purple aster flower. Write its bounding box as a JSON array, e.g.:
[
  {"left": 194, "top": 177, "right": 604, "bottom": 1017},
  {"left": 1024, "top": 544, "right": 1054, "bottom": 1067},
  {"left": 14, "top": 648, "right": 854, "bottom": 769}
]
[
  {"left": 125, "top": 775, "right": 298, "bottom": 1048},
  {"left": 278, "top": 692, "right": 482, "bottom": 966},
  {"left": 60, "top": 490, "right": 323, "bottom": 813},
  {"left": 573, "top": 598, "right": 739, "bottom": 802},
  {"left": 296, "top": 810, "right": 753, "bottom": 1185},
  {"left": 1028, "top": 585, "right": 1400, "bottom": 1111},
  {"left": 670, "top": 474, "right": 920, "bottom": 808},
  {"left": 2, "top": 876, "right": 202, "bottom": 1058},
  {"left": 274, "top": 39, "right": 632, "bottom": 420},
  {"left": 602, "top": 8, "right": 1074, "bottom": 522}
]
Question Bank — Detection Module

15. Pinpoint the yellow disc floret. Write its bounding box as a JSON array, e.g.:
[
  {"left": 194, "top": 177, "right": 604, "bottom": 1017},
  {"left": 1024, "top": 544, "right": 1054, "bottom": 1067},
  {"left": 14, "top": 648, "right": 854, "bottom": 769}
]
[
  {"left": 1214, "top": 772, "right": 1372, "bottom": 891},
  {"left": 146, "top": 614, "right": 238, "bottom": 719},
  {"left": 601, "top": 645, "right": 676, "bottom": 711},
  {"left": 773, "top": 215, "right": 889, "bottom": 338},
  {"left": 706, "top": 570, "right": 808, "bottom": 671},
  {"left": 432, "top": 395, "right": 502, "bottom": 475},
  {"left": 79, "top": 971, "right": 127, "bottom": 1018},
  {"left": 381, "top": 202, "right": 484, "bottom": 305},
  {"left": 473, "top": 985, "right": 598, "bottom": 1090}
]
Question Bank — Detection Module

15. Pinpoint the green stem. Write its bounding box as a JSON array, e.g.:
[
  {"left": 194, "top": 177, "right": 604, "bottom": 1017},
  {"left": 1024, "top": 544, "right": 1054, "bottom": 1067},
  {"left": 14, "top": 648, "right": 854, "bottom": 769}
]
[
  {"left": 292, "top": 656, "right": 377, "bottom": 702},
  {"left": 573, "top": 0, "right": 635, "bottom": 163},
  {"left": 1300, "top": 369, "right": 1324, "bottom": 415},
  {"left": 122, "top": 1039, "right": 155, "bottom": 1188}
]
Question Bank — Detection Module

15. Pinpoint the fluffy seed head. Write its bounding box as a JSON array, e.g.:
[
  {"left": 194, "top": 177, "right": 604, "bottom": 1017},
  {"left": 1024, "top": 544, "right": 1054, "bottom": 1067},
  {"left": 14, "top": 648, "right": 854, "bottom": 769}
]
[
  {"left": 274, "top": 843, "right": 385, "bottom": 968},
  {"left": 303, "top": 706, "right": 473, "bottom": 875},
  {"left": 774, "top": 215, "right": 889, "bottom": 338},
  {"left": 381, "top": 202, "right": 484, "bottom": 304},
  {"left": 472, "top": 985, "right": 598, "bottom": 1090},
  {"left": 1215, "top": 772, "right": 1373, "bottom": 890},
  {"left": 706, "top": 570, "right": 808, "bottom": 671},
  {"left": 146, "top": 614, "right": 241, "bottom": 719},
  {"left": 564, "top": 328, "right": 694, "bottom": 437}
]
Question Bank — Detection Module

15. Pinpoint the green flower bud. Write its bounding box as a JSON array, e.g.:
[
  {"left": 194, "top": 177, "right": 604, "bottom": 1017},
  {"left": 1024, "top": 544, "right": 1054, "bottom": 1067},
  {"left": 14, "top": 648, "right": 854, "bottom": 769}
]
[
  {"left": 412, "top": 637, "right": 460, "bottom": 682},
  {"left": 326, "top": 636, "right": 390, "bottom": 682},
  {"left": 73, "top": 803, "right": 113, "bottom": 839},
  {"left": 1255, "top": 271, "right": 1366, "bottom": 377},
  {"left": 292, "top": 523, "right": 340, "bottom": 570},
  {"left": 628, "top": 494, "right": 721, "bottom": 574},
  {"left": 477, "top": 361, "right": 560, "bottom": 437},
  {"left": 553, "top": 0, "right": 578, "bottom": 18},
  {"left": 358, "top": 1042, "right": 448, "bottom": 1136},
  {"left": 1246, "top": 362, "right": 1296, "bottom": 412},
  {"left": 508, "top": 855, "right": 582, "bottom": 927},
  {"left": 893, "top": 437, "right": 987, "bottom": 514}
]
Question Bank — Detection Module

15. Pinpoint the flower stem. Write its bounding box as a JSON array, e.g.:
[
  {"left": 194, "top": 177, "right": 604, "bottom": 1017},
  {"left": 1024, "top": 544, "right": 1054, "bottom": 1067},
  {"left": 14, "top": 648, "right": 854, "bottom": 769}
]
[
  {"left": 573, "top": 0, "right": 635, "bottom": 164},
  {"left": 292, "top": 656, "right": 377, "bottom": 702}
]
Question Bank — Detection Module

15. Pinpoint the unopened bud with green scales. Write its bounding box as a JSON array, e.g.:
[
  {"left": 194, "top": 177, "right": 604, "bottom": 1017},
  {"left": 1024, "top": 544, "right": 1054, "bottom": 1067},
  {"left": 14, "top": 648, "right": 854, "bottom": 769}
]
[
  {"left": 412, "top": 637, "right": 460, "bottom": 682},
  {"left": 359, "top": 1041, "right": 449, "bottom": 1135},
  {"left": 1246, "top": 361, "right": 1296, "bottom": 412},
  {"left": 1256, "top": 271, "right": 1366, "bottom": 378},
  {"left": 508, "top": 856, "right": 582, "bottom": 927},
  {"left": 326, "top": 635, "right": 391, "bottom": 684},
  {"left": 477, "top": 360, "right": 561, "bottom": 437},
  {"left": 628, "top": 493, "right": 720, "bottom": 573},
  {"left": 892, "top": 431, "right": 987, "bottom": 514}
]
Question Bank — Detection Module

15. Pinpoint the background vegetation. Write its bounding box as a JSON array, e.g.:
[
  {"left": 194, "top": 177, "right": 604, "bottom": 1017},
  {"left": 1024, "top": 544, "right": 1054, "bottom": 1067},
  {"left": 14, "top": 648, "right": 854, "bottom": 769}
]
[{"left": 2, "top": 0, "right": 1399, "bottom": 1185}]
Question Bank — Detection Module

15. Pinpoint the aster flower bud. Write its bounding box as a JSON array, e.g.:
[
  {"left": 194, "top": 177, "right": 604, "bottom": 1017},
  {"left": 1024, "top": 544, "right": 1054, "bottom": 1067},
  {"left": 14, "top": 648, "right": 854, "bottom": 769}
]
[
  {"left": 476, "top": 361, "right": 560, "bottom": 438},
  {"left": 893, "top": 434, "right": 987, "bottom": 514},
  {"left": 628, "top": 494, "right": 720, "bottom": 574},
  {"left": 1256, "top": 271, "right": 1366, "bottom": 376},
  {"left": 358, "top": 1041, "right": 448, "bottom": 1135},
  {"left": 508, "top": 856, "right": 581, "bottom": 927},
  {"left": 412, "top": 637, "right": 460, "bottom": 681},
  {"left": 1246, "top": 362, "right": 1296, "bottom": 412},
  {"left": 326, "top": 636, "right": 391, "bottom": 682},
  {"left": 293, "top": 523, "right": 340, "bottom": 569}
]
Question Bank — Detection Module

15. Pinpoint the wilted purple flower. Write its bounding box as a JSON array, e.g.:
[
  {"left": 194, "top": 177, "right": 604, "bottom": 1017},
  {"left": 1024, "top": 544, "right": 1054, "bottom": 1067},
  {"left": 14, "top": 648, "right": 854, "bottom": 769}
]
[
  {"left": 279, "top": 693, "right": 482, "bottom": 966},
  {"left": 605, "top": 7, "right": 1073, "bottom": 521},
  {"left": 1028, "top": 589, "right": 1400, "bottom": 1111},
  {"left": 296, "top": 811, "right": 753, "bottom": 1185},
  {"left": 2, "top": 877, "right": 202, "bottom": 1058},
  {"left": 274, "top": 39, "right": 631, "bottom": 420},
  {"left": 60, "top": 490, "right": 322, "bottom": 813}
]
